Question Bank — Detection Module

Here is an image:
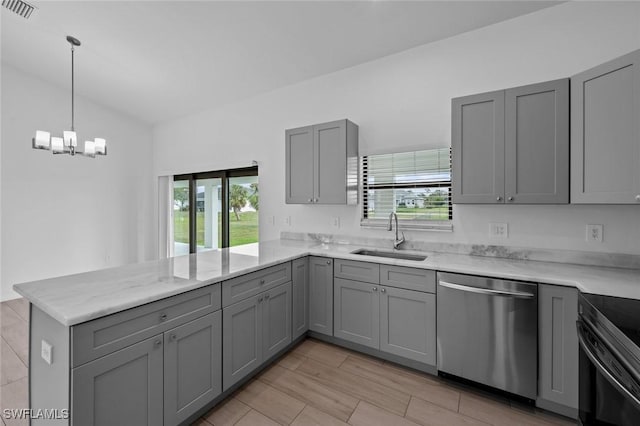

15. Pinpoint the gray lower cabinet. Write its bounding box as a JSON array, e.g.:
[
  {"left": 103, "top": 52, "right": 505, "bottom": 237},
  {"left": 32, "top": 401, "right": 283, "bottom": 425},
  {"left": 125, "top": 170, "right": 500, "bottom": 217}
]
[
  {"left": 222, "top": 293, "right": 262, "bottom": 391},
  {"left": 164, "top": 311, "right": 222, "bottom": 425},
  {"left": 72, "top": 335, "right": 164, "bottom": 426},
  {"left": 292, "top": 257, "right": 309, "bottom": 339},
  {"left": 309, "top": 256, "right": 334, "bottom": 336},
  {"left": 222, "top": 282, "right": 292, "bottom": 391},
  {"left": 452, "top": 79, "right": 569, "bottom": 204},
  {"left": 380, "top": 286, "right": 436, "bottom": 365},
  {"left": 571, "top": 49, "right": 640, "bottom": 204},
  {"left": 333, "top": 278, "right": 380, "bottom": 348},
  {"left": 262, "top": 282, "right": 292, "bottom": 359},
  {"left": 537, "top": 284, "right": 579, "bottom": 416},
  {"left": 334, "top": 278, "right": 436, "bottom": 365}
]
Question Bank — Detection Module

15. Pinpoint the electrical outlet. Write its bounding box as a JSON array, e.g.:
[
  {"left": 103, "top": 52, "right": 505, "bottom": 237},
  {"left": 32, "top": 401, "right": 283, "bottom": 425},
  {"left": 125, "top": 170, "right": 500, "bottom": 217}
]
[
  {"left": 284, "top": 216, "right": 291, "bottom": 226},
  {"left": 41, "top": 340, "right": 53, "bottom": 365},
  {"left": 490, "top": 223, "right": 508, "bottom": 238},
  {"left": 586, "top": 224, "right": 603, "bottom": 242},
  {"left": 331, "top": 216, "right": 340, "bottom": 228}
]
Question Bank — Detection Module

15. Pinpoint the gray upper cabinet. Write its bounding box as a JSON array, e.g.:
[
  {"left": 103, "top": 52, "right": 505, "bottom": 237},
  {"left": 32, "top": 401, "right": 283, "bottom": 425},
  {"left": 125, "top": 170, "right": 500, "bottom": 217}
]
[
  {"left": 285, "top": 125, "right": 314, "bottom": 204},
  {"left": 309, "top": 256, "right": 334, "bottom": 336},
  {"left": 292, "top": 257, "right": 309, "bottom": 340},
  {"left": 505, "top": 79, "right": 569, "bottom": 204},
  {"left": 285, "top": 119, "right": 358, "bottom": 205},
  {"left": 452, "top": 79, "right": 569, "bottom": 204},
  {"left": 571, "top": 50, "right": 640, "bottom": 204},
  {"left": 164, "top": 311, "right": 222, "bottom": 425},
  {"left": 537, "top": 284, "right": 579, "bottom": 416},
  {"left": 72, "top": 335, "right": 164, "bottom": 426},
  {"left": 452, "top": 90, "right": 505, "bottom": 203}
]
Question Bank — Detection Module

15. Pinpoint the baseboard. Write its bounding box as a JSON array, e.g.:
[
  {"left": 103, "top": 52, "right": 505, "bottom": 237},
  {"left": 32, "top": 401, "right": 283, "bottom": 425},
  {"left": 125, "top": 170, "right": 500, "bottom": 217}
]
[{"left": 536, "top": 397, "right": 578, "bottom": 419}]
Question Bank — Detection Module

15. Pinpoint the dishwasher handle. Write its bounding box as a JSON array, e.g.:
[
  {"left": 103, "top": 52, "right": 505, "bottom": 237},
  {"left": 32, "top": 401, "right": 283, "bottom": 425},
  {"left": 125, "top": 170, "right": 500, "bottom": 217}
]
[{"left": 438, "top": 281, "right": 535, "bottom": 299}]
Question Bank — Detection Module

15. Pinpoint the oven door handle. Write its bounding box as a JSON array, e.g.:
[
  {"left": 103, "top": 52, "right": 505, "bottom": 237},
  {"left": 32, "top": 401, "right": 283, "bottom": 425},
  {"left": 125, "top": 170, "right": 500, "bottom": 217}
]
[
  {"left": 577, "top": 321, "right": 640, "bottom": 411},
  {"left": 438, "top": 281, "right": 535, "bottom": 299}
]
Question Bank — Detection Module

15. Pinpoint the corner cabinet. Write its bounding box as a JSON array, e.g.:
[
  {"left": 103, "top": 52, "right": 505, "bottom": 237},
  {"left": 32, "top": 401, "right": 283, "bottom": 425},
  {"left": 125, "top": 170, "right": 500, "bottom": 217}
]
[
  {"left": 452, "top": 79, "right": 569, "bottom": 204},
  {"left": 285, "top": 119, "right": 358, "bottom": 205},
  {"left": 537, "top": 284, "right": 578, "bottom": 417},
  {"left": 308, "top": 256, "right": 334, "bottom": 336},
  {"left": 70, "top": 285, "right": 223, "bottom": 426},
  {"left": 292, "top": 257, "right": 309, "bottom": 340},
  {"left": 571, "top": 50, "right": 640, "bottom": 204}
]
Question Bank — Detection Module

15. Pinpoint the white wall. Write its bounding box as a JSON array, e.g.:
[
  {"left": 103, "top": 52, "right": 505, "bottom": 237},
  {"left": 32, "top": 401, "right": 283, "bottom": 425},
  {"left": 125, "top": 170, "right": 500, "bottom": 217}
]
[
  {"left": 1, "top": 64, "right": 155, "bottom": 300},
  {"left": 154, "top": 1, "right": 640, "bottom": 255}
]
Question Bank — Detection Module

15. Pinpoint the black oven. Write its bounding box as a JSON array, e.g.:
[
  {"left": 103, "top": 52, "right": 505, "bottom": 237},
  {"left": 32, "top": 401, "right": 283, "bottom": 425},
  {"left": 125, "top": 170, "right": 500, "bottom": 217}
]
[{"left": 578, "top": 293, "right": 640, "bottom": 426}]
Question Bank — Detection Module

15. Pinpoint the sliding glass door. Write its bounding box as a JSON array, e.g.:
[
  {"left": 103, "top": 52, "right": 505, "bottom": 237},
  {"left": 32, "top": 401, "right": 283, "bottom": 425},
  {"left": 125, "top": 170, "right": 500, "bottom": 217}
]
[{"left": 173, "top": 167, "right": 258, "bottom": 255}]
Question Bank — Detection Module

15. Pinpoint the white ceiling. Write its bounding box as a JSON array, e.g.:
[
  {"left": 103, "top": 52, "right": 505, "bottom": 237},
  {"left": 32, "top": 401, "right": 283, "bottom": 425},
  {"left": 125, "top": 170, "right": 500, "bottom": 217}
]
[{"left": 1, "top": 1, "right": 561, "bottom": 124}]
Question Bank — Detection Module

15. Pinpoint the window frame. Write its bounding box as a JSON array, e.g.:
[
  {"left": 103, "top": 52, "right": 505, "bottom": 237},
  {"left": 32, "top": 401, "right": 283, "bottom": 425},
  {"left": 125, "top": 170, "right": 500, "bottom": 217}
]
[
  {"left": 360, "top": 148, "right": 453, "bottom": 231},
  {"left": 174, "top": 166, "right": 258, "bottom": 253}
]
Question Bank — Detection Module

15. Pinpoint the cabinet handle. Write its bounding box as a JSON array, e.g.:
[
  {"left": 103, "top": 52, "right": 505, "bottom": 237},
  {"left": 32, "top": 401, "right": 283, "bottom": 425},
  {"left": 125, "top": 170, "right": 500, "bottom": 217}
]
[
  {"left": 160, "top": 313, "right": 168, "bottom": 322},
  {"left": 258, "top": 296, "right": 263, "bottom": 303},
  {"left": 636, "top": 195, "right": 640, "bottom": 202},
  {"left": 170, "top": 334, "right": 177, "bottom": 341},
  {"left": 496, "top": 196, "right": 502, "bottom": 202},
  {"left": 507, "top": 196, "right": 514, "bottom": 202},
  {"left": 314, "top": 198, "right": 318, "bottom": 203},
  {"left": 372, "top": 287, "right": 377, "bottom": 292},
  {"left": 265, "top": 294, "right": 270, "bottom": 299},
  {"left": 381, "top": 288, "right": 386, "bottom": 293},
  {"left": 260, "top": 279, "right": 265, "bottom": 285},
  {"left": 154, "top": 339, "right": 162, "bottom": 347},
  {"left": 326, "top": 260, "right": 331, "bottom": 265},
  {"left": 308, "top": 198, "right": 312, "bottom": 203}
]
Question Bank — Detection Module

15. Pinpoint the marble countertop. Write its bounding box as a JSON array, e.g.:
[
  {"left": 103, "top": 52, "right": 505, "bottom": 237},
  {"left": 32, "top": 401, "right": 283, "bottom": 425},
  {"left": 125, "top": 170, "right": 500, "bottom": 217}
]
[{"left": 14, "top": 239, "right": 640, "bottom": 326}]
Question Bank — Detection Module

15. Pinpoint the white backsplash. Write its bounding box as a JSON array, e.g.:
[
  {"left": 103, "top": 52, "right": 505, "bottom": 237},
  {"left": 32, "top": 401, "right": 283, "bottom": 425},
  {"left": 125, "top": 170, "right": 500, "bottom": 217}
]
[{"left": 281, "top": 231, "right": 640, "bottom": 270}]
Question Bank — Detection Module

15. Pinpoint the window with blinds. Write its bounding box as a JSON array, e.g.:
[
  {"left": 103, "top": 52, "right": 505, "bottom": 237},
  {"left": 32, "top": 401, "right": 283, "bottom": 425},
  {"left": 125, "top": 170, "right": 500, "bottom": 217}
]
[{"left": 361, "top": 148, "right": 452, "bottom": 230}]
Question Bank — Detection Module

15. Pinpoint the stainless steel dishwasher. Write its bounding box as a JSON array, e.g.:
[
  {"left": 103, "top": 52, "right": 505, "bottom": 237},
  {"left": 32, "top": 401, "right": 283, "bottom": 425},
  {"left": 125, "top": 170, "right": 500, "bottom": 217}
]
[{"left": 437, "top": 272, "right": 538, "bottom": 400}]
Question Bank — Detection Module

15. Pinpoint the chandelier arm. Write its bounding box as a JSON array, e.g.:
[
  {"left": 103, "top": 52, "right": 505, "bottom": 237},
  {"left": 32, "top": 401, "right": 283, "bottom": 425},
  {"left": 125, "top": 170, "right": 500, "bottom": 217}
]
[{"left": 71, "top": 45, "right": 75, "bottom": 132}]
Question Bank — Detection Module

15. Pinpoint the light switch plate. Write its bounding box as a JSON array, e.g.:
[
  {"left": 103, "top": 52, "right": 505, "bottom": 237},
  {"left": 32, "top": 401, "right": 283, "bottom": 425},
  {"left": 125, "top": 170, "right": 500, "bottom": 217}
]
[
  {"left": 586, "top": 224, "right": 603, "bottom": 242},
  {"left": 331, "top": 216, "right": 340, "bottom": 228},
  {"left": 284, "top": 216, "right": 291, "bottom": 226},
  {"left": 490, "top": 222, "right": 508, "bottom": 238},
  {"left": 41, "top": 340, "right": 53, "bottom": 365}
]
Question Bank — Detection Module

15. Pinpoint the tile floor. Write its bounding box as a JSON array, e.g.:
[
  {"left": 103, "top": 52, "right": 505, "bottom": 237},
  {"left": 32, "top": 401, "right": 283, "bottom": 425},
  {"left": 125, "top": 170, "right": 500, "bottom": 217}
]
[{"left": 0, "top": 298, "right": 576, "bottom": 426}]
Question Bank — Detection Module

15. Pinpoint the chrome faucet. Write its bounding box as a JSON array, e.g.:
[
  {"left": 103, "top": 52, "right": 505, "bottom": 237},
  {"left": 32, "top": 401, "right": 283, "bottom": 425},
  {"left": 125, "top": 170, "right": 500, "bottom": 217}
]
[{"left": 388, "top": 212, "right": 405, "bottom": 250}]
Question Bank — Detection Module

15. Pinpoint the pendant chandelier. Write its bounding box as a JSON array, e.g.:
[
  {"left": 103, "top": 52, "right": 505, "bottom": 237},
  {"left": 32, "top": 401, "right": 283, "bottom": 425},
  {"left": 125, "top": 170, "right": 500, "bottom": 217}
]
[{"left": 32, "top": 36, "right": 107, "bottom": 157}]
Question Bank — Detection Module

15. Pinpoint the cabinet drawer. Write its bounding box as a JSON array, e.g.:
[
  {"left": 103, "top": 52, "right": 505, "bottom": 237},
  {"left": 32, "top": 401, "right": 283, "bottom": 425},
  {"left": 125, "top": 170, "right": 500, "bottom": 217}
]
[
  {"left": 72, "top": 284, "right": 221, "bottom": 367},
  {"left": 334, "top": 259, "right": 379, "bottom": 284},
  {"left": 222, "top": 262, "right": 292, "bottom": 307},
  {"left": 380, "top": 265, "right": 436, "bottom": 293}
]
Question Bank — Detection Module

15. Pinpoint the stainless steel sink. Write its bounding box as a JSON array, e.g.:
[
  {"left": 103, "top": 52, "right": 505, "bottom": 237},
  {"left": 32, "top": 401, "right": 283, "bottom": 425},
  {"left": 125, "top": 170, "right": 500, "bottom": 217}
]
[{"left": 350, "top": 248, "right": 427, "bottom": 261}]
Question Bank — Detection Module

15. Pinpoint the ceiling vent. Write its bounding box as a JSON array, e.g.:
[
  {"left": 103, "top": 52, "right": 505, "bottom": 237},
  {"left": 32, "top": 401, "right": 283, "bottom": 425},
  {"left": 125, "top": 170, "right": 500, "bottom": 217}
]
[{"left": 2, "top": 0, "right": 36, "bottom": 19}]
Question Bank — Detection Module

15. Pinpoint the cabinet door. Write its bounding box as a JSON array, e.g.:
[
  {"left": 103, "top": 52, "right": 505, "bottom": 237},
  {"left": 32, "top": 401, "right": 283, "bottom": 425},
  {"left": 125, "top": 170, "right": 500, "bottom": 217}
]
[
  {"left": 505, "top": 79, "right": 569, "bottom": 204},
  {"left": 72, "top": 336, "right": 163, "bottom": 426},
  {"left": 309, "top": 257, "right": 334, "bottom": 336},
  {"left": 380, "top": 287, "right": 436, "bottom": 365},
  {"left": 164, "top": 311, "right": 222, "bottom": 425},
  {"left": 452, "top": 90, "right": 505, "bottom": 204},
  {"left": 286, "top": 125, "right": 315, "bottom": 204},
  {"left": 292, "top": 257, "right": 309, "bottom": 339},
  {"left": 333, "top": 278, "right": 379, "bottom": 349},
  {"left": 314, "top": 120, "right": 347, "bottom": 204},
  {"left": 262, "top": 282, "right": 292, "bottom": 360},
  {"left": 571, "top": 50, "right": 640, "bottom": 204},
  {"left": 222, "top": 295, "right": 262, "bottom": 391},
  {"left": 538, "top": 285, "right": 579, "bottom": 411}
]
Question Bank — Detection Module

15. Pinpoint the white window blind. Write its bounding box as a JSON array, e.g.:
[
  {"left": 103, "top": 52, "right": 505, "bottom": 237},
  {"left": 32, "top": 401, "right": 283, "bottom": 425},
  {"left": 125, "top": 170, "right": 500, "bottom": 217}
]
[{"left": 361, "top": 148, "right": 452, "bottom": 230}]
